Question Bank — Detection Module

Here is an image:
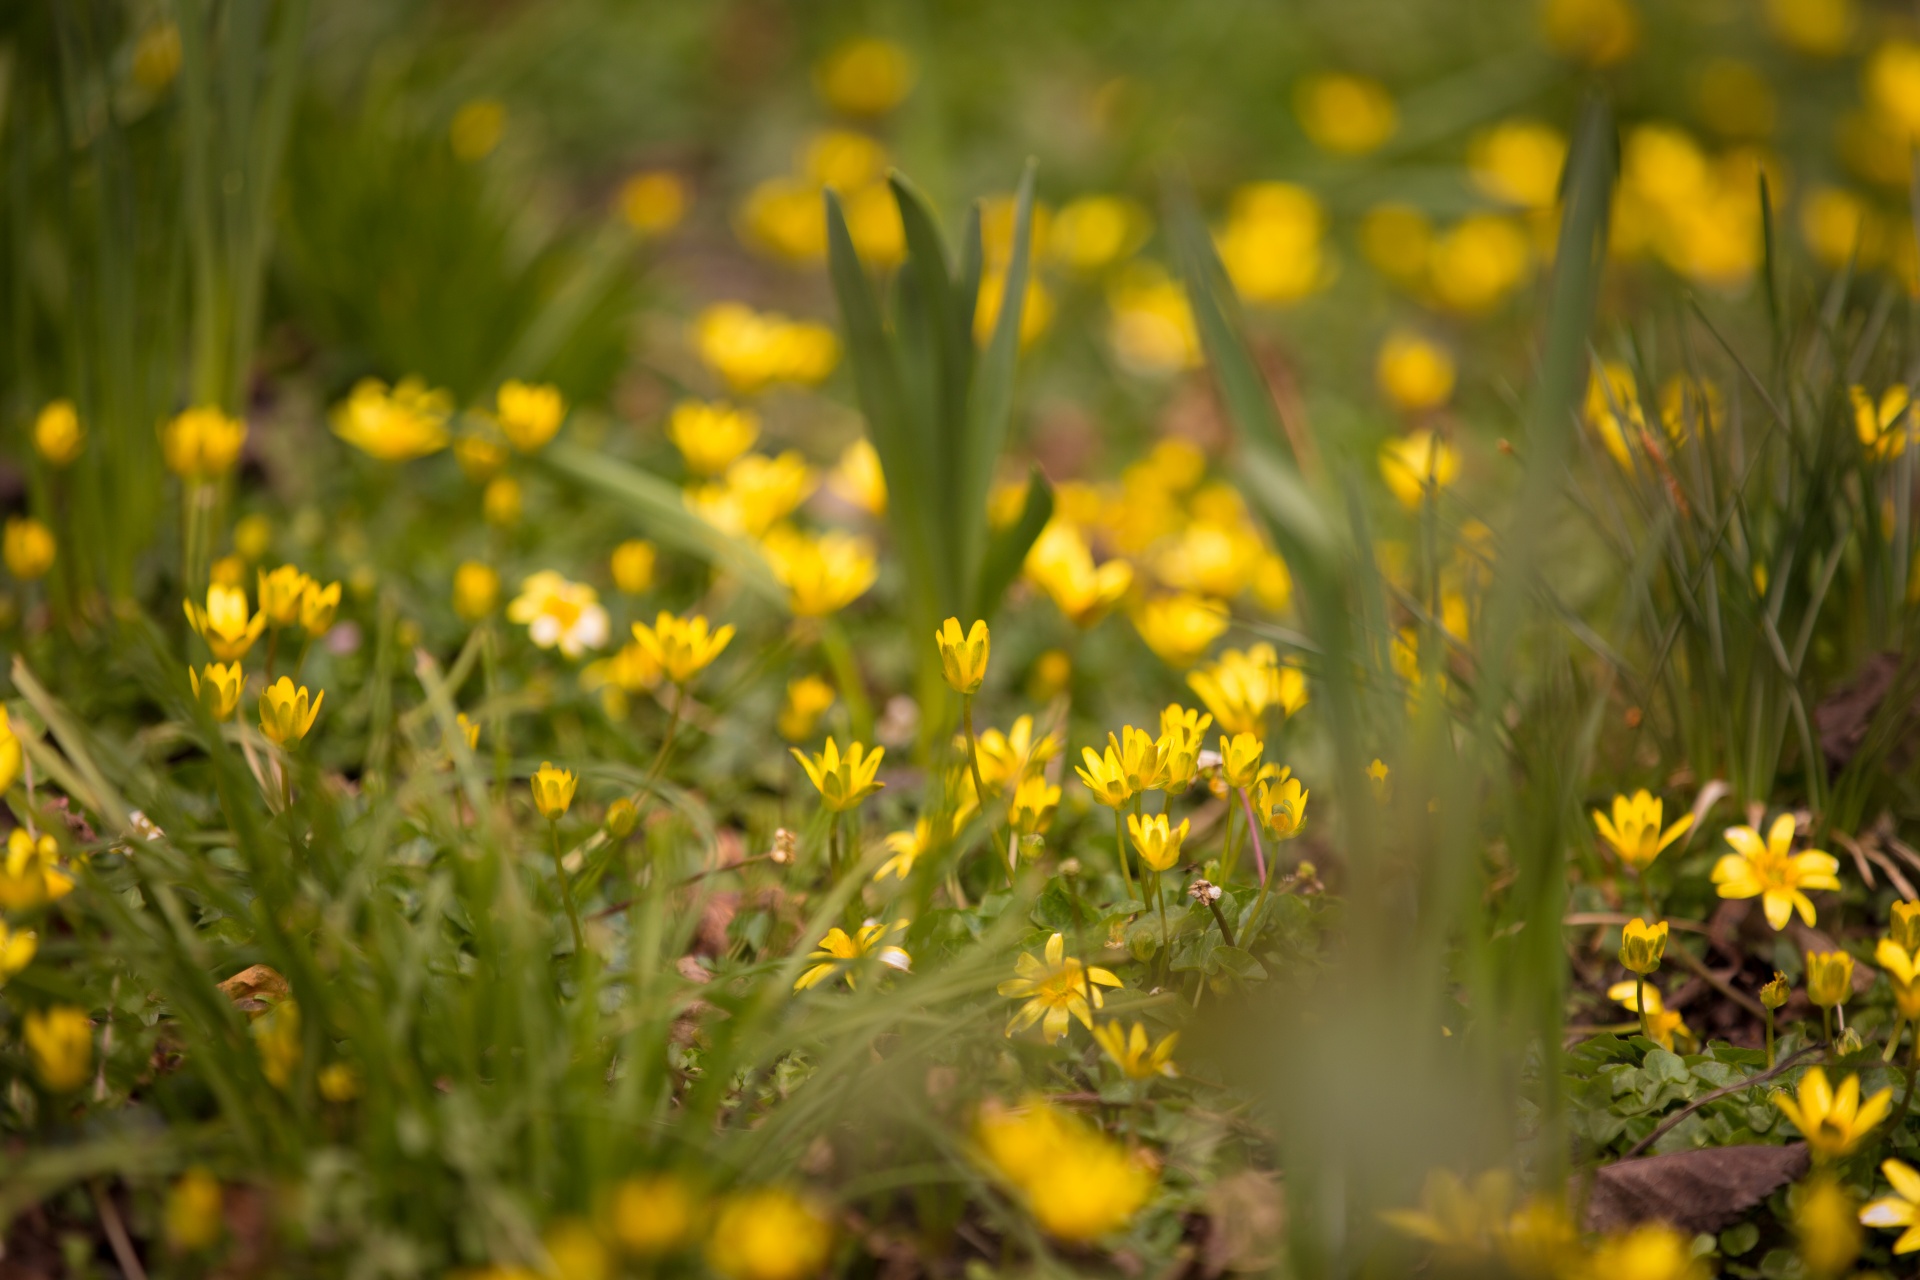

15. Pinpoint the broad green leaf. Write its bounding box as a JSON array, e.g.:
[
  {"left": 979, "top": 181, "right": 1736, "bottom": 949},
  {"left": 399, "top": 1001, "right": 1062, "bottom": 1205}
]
[
  {"left": 973, "top": 467, "right": 1053, "bottom": 621},
  {"left": 962, "top": 160, "right": 1036, "bottom": 595}
]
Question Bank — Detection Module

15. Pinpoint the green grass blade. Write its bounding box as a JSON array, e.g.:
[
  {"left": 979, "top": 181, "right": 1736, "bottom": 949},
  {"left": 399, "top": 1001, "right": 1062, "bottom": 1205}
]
[
  {"left": 960, "top": 160, "right": 1035, "bottom": 597},
  {"left": 972, "top": 467, "right": 1052, "bottom": 621}
]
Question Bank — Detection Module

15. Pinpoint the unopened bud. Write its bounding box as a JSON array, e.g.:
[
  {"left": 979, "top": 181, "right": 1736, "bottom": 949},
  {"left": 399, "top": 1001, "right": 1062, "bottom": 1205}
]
[
  {"left": 1760, "top": 971, "right": 1791, "bottom": 1010},
  {"left": 605, "top": 797, "right": 638, "bottom": 839}
]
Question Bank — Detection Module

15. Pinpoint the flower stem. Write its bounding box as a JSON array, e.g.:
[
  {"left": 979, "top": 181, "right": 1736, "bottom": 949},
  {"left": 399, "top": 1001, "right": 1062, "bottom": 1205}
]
[
  {"left": 551, "top": 819, "right": 584, "bottom": 957},
  {"left": 1636, "top": 975, "right": 1650, "bottom": 1041},
  {"left": 1823, "top": 1007, "right": 1833, "bottom": 1052},
  {"left": 1220, "top": 793, "right": 1238, "bottom": 884},
  {"left": 1764, "top": 1008, "right": 1775, "bottom": 1070},
  {"left": 962, "top": 696, "right": 1011, "bottom": 890},
  {"left": 1114, "top": 809, "right": 1136, "bottom": 903},
  {"left": 1204, "top": 895, "right": 1237, "bottom": 948}
]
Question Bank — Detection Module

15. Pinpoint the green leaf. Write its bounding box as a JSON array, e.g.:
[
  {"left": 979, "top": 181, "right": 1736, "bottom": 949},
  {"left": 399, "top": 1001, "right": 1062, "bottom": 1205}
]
[
  {"left": 973, "top": 467, "right": 1053, "bottom": 621},
  {"left": 961, "top": 160, "right": 1036, "bottom": 596}
]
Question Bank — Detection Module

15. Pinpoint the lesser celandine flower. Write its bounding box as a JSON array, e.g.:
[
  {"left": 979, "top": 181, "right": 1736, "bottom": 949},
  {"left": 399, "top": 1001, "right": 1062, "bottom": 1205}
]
[
  {"left": 1379, "top": 429, "right": 1460, "bottom": 509},
  {"left": 934, "top": 617, "right": 990, "bottom": 694},
  {"left": 631, "top": 612, "right": 735, "bottom": 685},
  {"left": 1892, "top": 900, "right": 1920, "bottom": 951},
  {"left": 974, "top": 1098, "right": 1156, "bottom": 1242},
  {"left": 0, "top": 829, "right": 73, "bottom": 912},
  {"left": 1584, "top": 360, "right": 1646, "bottom": 468},
  {"left": 793, "top": 918, "right": 910, "bottom": 990},
  {"left": 975, "top": 716, "right": 1057, "bottom": 792},
  {"left": 1009, "top": 775, "right": 1061, "bottom": 838},
  {"left": 610, "top": 539, "right": 657, "bottom": 594},
  {"left": 1376, "top": 330, "right": 1456, "bottom": 413},
  {"left": 330, "top": 377, "right": 452, "bottom": 461},
  {"left": 1187, "top": 643, "right": 1305, "bottom": 737},
  {"left": 0, "top": 920, "right": 38, "bottom": 985},
  {"left": 186, "top": 584, "right": 265, "bottom": 661},
  {"left": 507, "top": 571, "right": 610, "bottom": 659},
  {"left": 162, "top": 405, "right": 247, "bottom": 479},
  {"left": 299, "top": 579, "right": 341, "bottom": 634},
  {"left": 0, "top": 712, "right": 19, "bottom": 795},
  {"left": 259, "top": 677, "right": 323, "bottom": 745},
  {"left": 454, "top": 433, "right": 508, "bottom": 481},
  {"left": 1712, "top": 814, "right": 1841, "bottom": 930},
  {"left": 1807, "top": 950, "right": 1855, "bottom": 1009},
  {"left": 33, "top": 400, "right": 84, "bottom": 466},
  {"left": 1218, "top": 733, "right": 1264, "bottom": 789},
  {"left": 763, "top": 527, "right": 877, "bottom": 617},
  {"left": 1093, "top": 1021, "right": 1179, "bottom": 1080},
  {"left": 609, "top": 1173, "right": 695, "bottom": 1255},
  {"left": 778, "top": 675, "right": 835, "bottom": 742},
  {"left": 3, "top": 517, "right": 55, "bottom": 581},
  {"left": 693, "top": 303, "right": 839, "bottom": 395},
  {"left": 1023, "top": 522, "right": 1133, "bottom": 628},
  {"left": 256, "top": 564, "right": 312, "bottom": 628},
  {"left": 1606, "top": 982, "right": 1690, "bottom": 1051},
  {"left": 791, "top": 737, "right": 884, "bottom": 812},
  {"left": 24, "top": 1005, "right": 91, "bottom": 1092},
  {"left": 1774, "top": 1068, "right": 1893, "bottom": 1160},
  {"left": 1132, "top": 593, "right": 1230, "bottom": 668},
  {"left": 495, "top": 380, "right": 564, "bottom": 452},
  {"left": 618, "top": 170, "right": 687, "bottom": 236},
  {"left": 666, "top": 400, "right": 758, "bottom": 477},
  {"left": 1127, "top": 813, "right": 1189, "bottom": 873},
  {"left": 814, "top": 36, "right": 915, "bottom": 116},
  {"left": 1592, "top": 790, "right": 1694, "bottom": 871},
  {"left": 1156, "top": 704, "right": 1212, "bottom": 793},
  {"left": 165, "top": 1168, "right": 224, "bottom": 1251},
  {"left": 1618, "top": 918, "right": 1668, "bottom": 975},
  {"left": 1582, "top": 1223, "right": 1707, "bottom": 1280},
  {"left": 1796, "top": 1172, "right": 1863, "bottom": 1277},
  {"left": 1049, "top": 194, "right": 1150, "bottom": 274},
  {"left": 1253, "top": 772, "right": 1308, "bottom": 840},
  {"left": 253, "top": 999, "right": 300, "bottom": 1088},
  {"left": 686, "top": 452, "right": 818, "bottom": 538},
  {"left": 1075, "top": 737, "right": 1138, "bottom": 809},
  {"left": 829, "top": 438, "right": 886, "bottom": 516},
  {"left": 999, "top": 933, "right": 1123, "bottom": 1042},
  {"left": 1294, "top": 72, "right": 1397, "bottom": 155},
  {"left": 189, "top": 662, "right": 244, "bottom": 721},
  {"left": 1214, "top": 184, "right": 1326, "bottom": 307},
  {"left": 1861, "top": 1159, "right": 1920, "bottom": 1255},
  {"left": 704, "top": 1187, "right": 833, "bottom": 1280},
  {"left": 453, "top": 561, "right": 500, "bottom": 621},
  {"left": 876, "top": 818, "right": 934, "bottom": 881},
  {"left": 1469, "top": 119, "right": 1569, "bottom": 209},
  {"left": 448, "top": 97, "right": 504, "bottom": 160},
  {"left": 531, "top": 763, "right": 577, "bottom": 820},
  {"left": 481, "top": 475, "right": 522, "bottom": 527},
  {"left": 1851, "top": 385, "right": 1913, "bottom": 461},
  {"left": 1380, "top": 1167, "right": 1513, "bottom": 1256}
]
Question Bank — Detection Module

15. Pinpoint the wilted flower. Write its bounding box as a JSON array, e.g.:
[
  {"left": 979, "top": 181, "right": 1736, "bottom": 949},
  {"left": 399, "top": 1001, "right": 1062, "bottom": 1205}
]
[
  {"left": 999, "top": 933, "right": 1123, "bottom": 1042},
  {"left": 1773, "top": 1067, "right": 1893, "bottom": 1160},
  {"left": 495, "top": 380, "right": 565, "bottom": 452},
  {"left": 4, "top": 517, "right": 55, "bottom": 581},
  {"left": 185, "top": 584, "right": 265, "bottom": 661},
  {"left": 24, "top": 1005, "right": 92, "bottom": 1092},
  {"left": 1591, "top": 790, "right": 1694, "bottom": 870},
  {"left": 1618, "top": 918, "right": 1668, "bottom": 976},
  {"left": 507, "top": 571, "right": 610, "bottom": 659},
  {"left": 1761, "top": 971, "right": 1792, "bottom": 1010},
  {"left": 330, "top": 377, "right": 452, "bottom": 461},
  {"left": 33, "top": 400, "right": 84, "bottom": 467},
  {"left": 1712, "top": 814, "right": 1841, "bottom": 930},
  {"left": 631, "top": 612, "right": 735, "bottom": 685},
  {"left": 162, "top": 405, "right": 247, "bottom": 479},
  {"left": 791, "top": 737, "right": 885, "bottom": 812},
  {"left": 189, "top": 662, "right": 244, "bottom": 721},
  {"left": 531, "top": 762, "right": 577, "bottom": 821},
  {"left": 793, "top": 918, "right": 910, "bottom": 990},
  {"left": 259, "top": 677, "right": 323, "bottom": 745}
]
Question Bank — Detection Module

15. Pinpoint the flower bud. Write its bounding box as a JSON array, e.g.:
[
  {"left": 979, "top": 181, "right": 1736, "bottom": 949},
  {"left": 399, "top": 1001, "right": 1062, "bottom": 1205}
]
[
  {"left": 1806, "top": 950, "right": 1854, "bottom": 1010},
  {"left": 606, "top": 797, "right": 638, "bottom": 838},
  {"left": 1760, "top": 971, "right": 1791, "bottom": 1010},
  {"left": 1618, "top": 917, "right": 1668, "bottom": 976}
]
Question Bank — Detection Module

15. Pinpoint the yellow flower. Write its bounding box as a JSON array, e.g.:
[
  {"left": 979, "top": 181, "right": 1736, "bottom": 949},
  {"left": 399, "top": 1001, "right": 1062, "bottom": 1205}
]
[
  {"left": 1127, "top": 812, "right": 1190, "bottom": 873},
  {"left": 1773, "top": 1067, "right": 1893, "bottom": 1160},
  {"left": 1768, "top": 0, "right": 1854, "bottom": 58},
  {"left": 24, "top": 1005, "right": 92, "bottom": 1092},
  {"left": 320, "top": 1060, "right": 363, "bottom": 1100},
  {"left": 1132, "top": 593, "right": 1230, "bottom": 669},
  {"left": 453, "top": 561, "right": 501, "bottom": 621},
  {"left": 779, "top": 675, "right": 836, "bottom": 742},
  {"left": 1252, "top": 772, "right": 1309, "bottom": 840},
  {"left": 1585, "top": 360, "right": 1646, "bottom": 467},
  {"left": 973, "top": 270, "right": 1054, "bottom": 348},
  {"left": 1092, "top": 1021, "right": 1179, "bottom": 1080},
  {"left": 1049, "top": 195, "right": 1150, "bottom": 273},
  {"left": 132, "top": 21, "right": 182, "bottom": 91},
  {"left": 614, "top": 167, "right": 687, "bottom": 236},
  {"left": 974, "top": 1098, "right": 1157, "bottom": 1242},
  {"left": 1592, "top": 790, "right": 1694, "bottom": 871},
  {"left": 507, "top": 571, "right": 611, "bottom": 659},
  {"left": 161, "top": 405, "right": 247, "bottom": 479},
  {"left": 259, "top": 677, "right": 323, "bottom": 745},
  {"left": 1469, "top": 119, "right": 1569, "bottom": 210},
  {"left": 0, "top": 712, "right": 17, "bottom": 796},
  {"left": 762, "top": 527, "right": 877, "bottom": 617},
  {"left": 876, "top": 818, "right": 936, "bottom": 881},
  {"left": 705, "top": 1188, "right": 833, "bottom": 1280},
  {"left": 33, "top": 400, "right": 84, "bottom": 466},
  {"left": 1606, "top": 981, "right": 1691, "bottom": 1050},
  {"left": 791, "top": 737, "right": 885, "bottom": 812},
  {"left": 602, "top": 796, "right": 636, "bottom": 839},
  {"left": 1892, "top": 900, "right": 1920, "bottom": 951},
  {"left": 793, "top": 918, "right": 910, "bottom": 990},
  {"left": 975, "top": 715, "right": 1058, "bottom": 792},
  {"left": 1379, "top": 429, "right": 1461, "bottom": 509},
  {"left": 610, "top": 539, "right": 657, "bottom": 595},
  {"left": 164, "top": 1168, "right": 224, "bottom": 1251},
  {"left": 256, "top": 564, "right": 313, "bottom": 628},
  {"left": 4, "top": 517, "right": 55, "bottom": 581},
  {"left": 1009, "top": 775, "right": 1061, "bottom": 838},
  {"left": 1218, "top": 732, "right": 1264, "bottom": 789},
  {"left": 935, "top": 617, "right": 990, "bottom": 695},
  {"left": 1851, "top": 385, "right": 1913, "bottom": 461},
  {"left": 998, "top": 932, "right": 1124, "bottom": 1042},
  {"left": 0, "top": 920, "right": 38, "bottom": 985},
  {"left": 1187, "top": 643, "right": 1303, "bottom": 736},
  {"left": 1109, "top": 727, "right": 1167, "bottom": 796},
  {"left": 185, "top": 584, "right": 265, "bottom": 661},
  {"left": 253, "top": 999, "right": 301, "bottom": 1089},
  {"left": 1618, "top": 918, "right": 1667, "bottom": 976},
  {"left": 449, "top": 97, "right": 505, "bottom": 161},
  {"left": 330, "top": 377, "right": 452, "bottom": 461},
  {"left": 1429, "top": 214, "right": 1531, "bottom": 313},
  {"left": 1023, "top": 522, "right": 1134, "bottom": 627},
  {"left": 666, "top": 400, "right": 759, "bottom": 477},
  {"left": 1796, "top": 1172, "right": 1863, "bottom": 1278},
  {"left": 1156, "top": 704, "right": 1213, "bottom": 794},
  {"left": 1376, "top": 331, "right": 1455, "bottom": 412},
  {"left": 1381, "top": 1168, "right": 1513, "bottom": 1257},
  {"left": 1868, "top": 40, "right": 1920, "bottom": 136},
  {"left": 688, "top": 451, "right": 818, "bottom": 538},
  {"left": 609, "top": 1174, "right": 696, "bottom": 1255},
  {"left": 232, "top": 513, "right": 272, "bottom": 562},
  {"left": 1711, "top": 814, "right": 1842, "bottom": 930},
  {"left": 1074, "top": 738, "right": 1135, "bottom": 809},
  {"left": 455, "top": 433, "right": 508, "bottom": 481},
  {"left": 814, "top": 36, "right": 915, "bottom": 116},
  {"left": 189, "top": 662, "right": 244, "bottom": 721},
  {"left": 631, "top": 611, "right": 735, "bottom": 685},
  {"left": 1806, "top": 950, "right": 1855, "bottom": 1008},
  {"left": 693, "top": 303, "right": 839, "bottom": 395},
  {"left": 299, "top": 579, "right": 341, "bottom": 634},
  {"left": 482, "top": 475, "right": 522, "bottom": 527},
  {"left": 210, "top": 554, "right": 246, "bottom": 588},
  {"left": 495, "top": 380, "right": 565, "bottom": 452},
  {"left": 1294, "top": 73, "right": 1397, "bottom": 155},
  {"left": 1580, "top": 1224, "right": 1707, "bottom": 1280},
  {"left": 531, "top": 762, "right": 577, "bottom": 820},
  {"left": 829, "top": 438, "right": 886, "bottom": 517},
  {"left": 1541, "top": 0, "right": 1640, "bottom": 66},
  {"left": 1861, "top": 1158, "right": 1920, "bottom": 1255},
  {"left": 1215, "top": 184, "right": 1327, "bottom": 307},
  {"left": 0, "top": 829, "right": 72, "bottom": 912}
]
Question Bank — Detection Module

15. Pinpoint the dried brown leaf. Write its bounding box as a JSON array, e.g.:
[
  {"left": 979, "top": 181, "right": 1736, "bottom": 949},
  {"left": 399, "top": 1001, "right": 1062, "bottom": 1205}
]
[{"left": 1584, "top": 1142, "right": 1808, "bottom": 1235}]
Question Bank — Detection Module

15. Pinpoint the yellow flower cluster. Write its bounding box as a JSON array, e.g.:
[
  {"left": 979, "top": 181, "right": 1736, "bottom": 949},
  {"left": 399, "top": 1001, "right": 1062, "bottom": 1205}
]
[
  {"left": 736, "top": 129, "right": 902, "bottom": 268},
  {"left": 331, "top": 377, "right": 453, "bottom": 461},
  {"left": 974, "top": 1096, "right": 1156, "bottom": 1241},
  {"left": 1611, "top": 122, "right": 1766, "bottom": 289}
]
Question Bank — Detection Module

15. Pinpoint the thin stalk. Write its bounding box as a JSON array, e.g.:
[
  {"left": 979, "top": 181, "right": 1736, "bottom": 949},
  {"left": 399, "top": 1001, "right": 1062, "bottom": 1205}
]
[
  {"left": 1220, "top": 791, "right": 1238, "bottom": 884},
  {"left": 550, "top": 819, "right": 584, "bottom": 957},
  {"left": 1764, "top": 1006, "right": 1776, "bottom": 1070},
  {"left": 1637, "top": 975, "right": 1650, "bottom": 1041},
  {"left": 1113, "top": 808, "right": 1135, "bottom": 902},
  {"left": 1203, "top": 894, "right": 1237, "bottom": 947},
  {"left": 1239, "top": 787, "right": 1268, "bottom": 884},
  {"left": 1822, "top": 1006, "right": 1833, "bottom": 1051},
  {"left": 962, "top": 696, "right": 1011, "bottom": 889}
]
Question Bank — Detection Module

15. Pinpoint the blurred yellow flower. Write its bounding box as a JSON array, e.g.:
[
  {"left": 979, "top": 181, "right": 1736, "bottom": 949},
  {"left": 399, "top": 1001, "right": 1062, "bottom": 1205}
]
[
  {"left": 999, "top": 933, "right": 1123, "bottom": 1042},
  {"left": 828, "top": 437, "right": 886, "bottom": 517},
  {"left": 975, "top": 715, "right": 1057, "bottom": 793},
  {"left": 1218, "top": 732, "right": 1263, "bottom": 789},
  {"left": 189, "top": 661, "right": 244, "bottom": 721},
  {"left": 582, "top": 642, "right": 663, "bottom": 706},
  {"left": 1618, "top": 918, "right": 1667, "bottom": 975},
  {"left": 1584, "top": 359, "right": 1646, "bottom": 467},
  {"left": 1093, "top": 1021, "right": 1179, "bottom": 1079},
  {"left": 1795, "top": 1174, "right": 1863, "bottom": 1276},
  {"left": 667, "top": 400, "right": 759, "bottom": 477},
  {"left": 631, "top": 611, "right": 735, "bottom": 684},
  {"left": 1869, "top": 40, "right": 1920, "bottom": 138},
  {"left": 1381, "top": 1167, "right": 1513, "bottom": 1257},
  {"left": 1429, "top": 215, "right": 1530, "bottom": 313},
  {"left": 132, "top": 22, "right": 182, "bottom": 92},
  {"left": 300, "top": 579, "right": 341, "bottom": 634},
  {"left": 1106, "top": 262, "right": 1202, "bottom": 374},
  {"left": 454, "top": 434, "right": 508, "bottom": 481},
  {"left": 253, "top": 999, "right": 300, "bottom": 1088},
  {"left": 1252, "top": 772, "right": 1308, "bottom": 840},
  {"left": 1049, "top": 195, "right": 1150, "bottom": 273},
  {"left": 1801, "top": 186, "right": 1876, "bottom": 268},
  {"left": 778, "top": 675, "right": 835, "bottom": 742},
  {"left": 814, "top": 37, "right": 916, "bottom": 116},
  {"left": 1774, "top": 1067, "right": 1892, "bottom": 1160},
  {"left": 791, "top": 737, "right": 885, "bottom": 811},
  {"left": 689, "top": 451, "right": 818, "bottom": 538},
  {"left": 24, "top": 1005, "right": 92, "bottom": 1092},
  {"left": 1187, "top": 643, "right": 1303, "bottom": 737},
  {"left": 1581, "top": 1223, "right": 1707, "bottom": 1280},
  {"left": 610, "top": 539, "right": 657, "bottom": 594},
  {"left": 1591, "top": 790, "right": 1693, "bottom": 870},
  {"left": 1025, "top": 522, "right": 1134, "bottom": 627},
  {"left": 164, "top": 1168, "right": 223, "bottom": 1251},
  {"left": 0, "top": 920, "right": 37, "bottom": 986},
  {"left": 162, "top": 405, "right": 247, "bottom": 479},
  {"left": 456, "top": 714, "right": 482, "bottom": 751},
  {"left": 482, "top": 475, "right": 522, "bottom": 527},
  {"left": 618, "top": 170, "right": 688, "bottom": 236},
  {"left": 705, "top": 1188, "right": 833, "bottom": 1280},
  {"left": 794, "top": 918, "right": 910, "bottom": 990},
  {"left": 496, "top": 380, "right": 565, "bottom": 452},
  {"left": 186, "top": 584, "right": 265, "bottom": 661},
  {"left": 1892, "top": 900, "right": 1920, "bottom": 950},
  {"left": 1379, "top": 429, "right": 1460, "bottom": 508},
  {"left": 609, "top": 1174, "right": 696, "bottom": 1255},
  {"left": 1469, "top": 120, "right": 1568, "bottom": 209},
  {"left": 1217, "top": 182, "right": 1327, "bottom": 304},
  {"left": 449, "top": 98, "right": 505, "bottom": 161},
  {"left": 1712, "top": 814, "right": 1841, "bottom": 930},
  {"left": 331, "top": 377, "right": 452, "bottom": 461},
  {"left": 1294, "top": 73, "right": 1397, "bottom": 155},
  {"left": 531, "top": 762, "right": 577, "bottom": 821},
  {"left": 3, "top": 517, "right": 54, "bottom": 581},
  {"left": 1156, "top": 703, "right": 1212, "bottom": 794},
  {"left": 1698, "top": 57, "right": 1777, "bottom": 139},
  {"left": 0, "top": 712, "right": 19, "bottom": 796},
  {"left": 1360, "top": 204, "right": 1433, "bottom": 287},
  {"left": 875, "top": 818, "right": 935, "bottom": 881},
  {"left": 1541, "top": 0, "right": 1639, "bottom": 66},
  {"left": 1153, "top": 519, "right": 1263, "bottom": 600},
  {"left": 1851, "top": 385, "right": 1912, "bottom": 460},
  {"left": 974, "top": 270, "right": 1053, "bottom": 348},
  {"left": 0, "top": 828, "right": 73, "bottom": 912},
  {"left": 694, "top": 304, "right": 839, "bottom": 394},
  {"left": 974, "top": 1097, "right": 1156, "bottom": 1240},
  {"left": 762, "top": 527, "right": 877, "bottom": 617},
  {"left": 256, "top": 563, "right": 311, "bottom": 628},
  {"left": 1127, "top": 812, "right": 1189, "bottom": 872},
  {"left": 1009, "top": 775, "right": 1061, "bottom": 837},
  {"left": 1376, "top": 331, "right": 1455, "bottom": 412},
  {"left": 508, "top": 571, "right": 610, "bottom": 659},
  {"left": 33, "top": 400, "right": 84, "bottom": 467},
  {"left": 1806, "top": 950, "right": 1854, "bottom": 1009},
  {"left": 1133, "top": 593, "right": 1229, "bottom": 668},
  {"left": 453, "top": 561, "right": 501, "bottom": 621},
  {"left": 1606, "top": 981, "right": 1690, "bottom": 1050},
  {"left": 1768, "top": 0, "right": 1853, "bottom": 56},
  {"left": 259, "top": 676, "right": 322, "bottom": 745},
  {"left": 1861, "top": 1158, "right": 1920, "bottom": 1254}
]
